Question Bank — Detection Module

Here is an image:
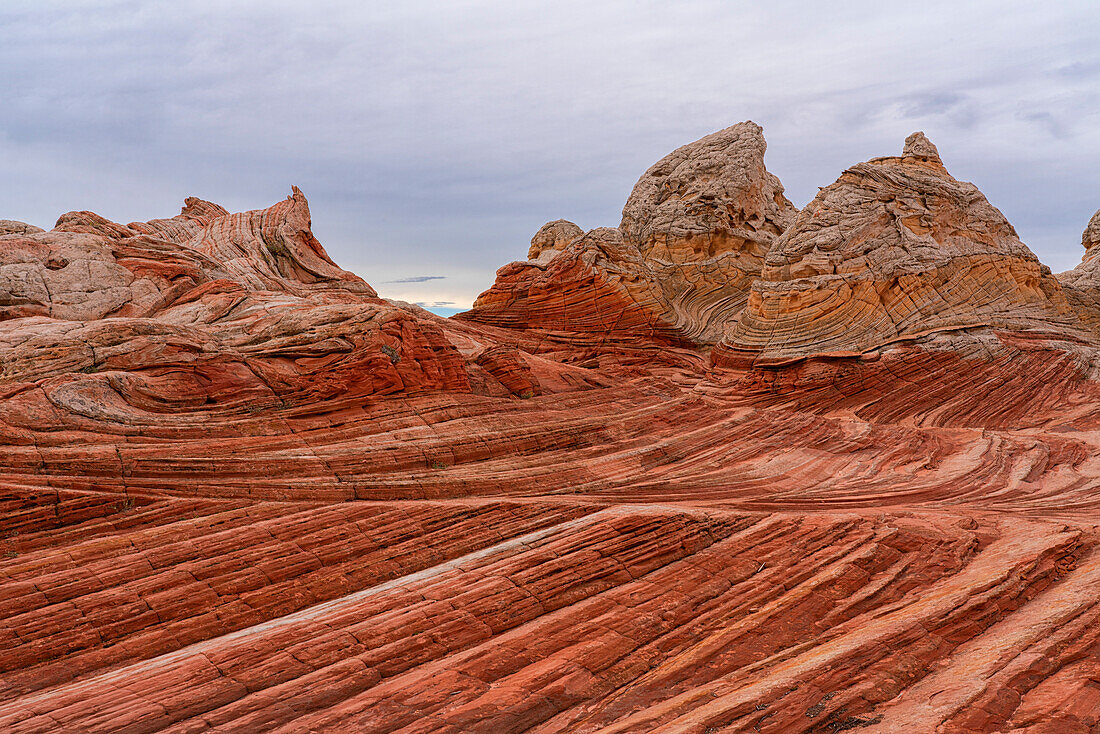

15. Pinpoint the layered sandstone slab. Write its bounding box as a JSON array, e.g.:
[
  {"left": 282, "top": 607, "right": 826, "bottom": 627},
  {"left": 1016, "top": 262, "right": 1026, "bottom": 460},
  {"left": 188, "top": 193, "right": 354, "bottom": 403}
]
[
  {"left": 3, "top": 501, "right": 1094, "bottom": 734},
  {"left": 5, "top": 131, "right": 1100, "bottom": 734},
  {"left": 718, "top": 133, "right": 1087, "bottom": 365},
  {"left": 460, "top": 121, "right": 797, "bottom": 345}
]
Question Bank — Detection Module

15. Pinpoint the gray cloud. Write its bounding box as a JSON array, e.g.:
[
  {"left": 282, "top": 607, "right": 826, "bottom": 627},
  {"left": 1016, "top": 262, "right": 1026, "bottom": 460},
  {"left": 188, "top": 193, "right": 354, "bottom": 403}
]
[
  {"left": 386, "top": 276, "right": 446, "bottom": 284},
  {"left": 2, "top": 1, "right": 1100, "bottom": 305},
  {"left": 898, "top": 92, "right": 967, "bottom": 118}
]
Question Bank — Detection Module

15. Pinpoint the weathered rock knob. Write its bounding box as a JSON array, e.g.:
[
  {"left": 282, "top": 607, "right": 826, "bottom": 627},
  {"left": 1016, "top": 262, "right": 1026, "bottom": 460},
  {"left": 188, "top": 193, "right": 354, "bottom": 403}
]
[
  {"left": 528, "top": 219, "right": 583, "bottom": 261},
  {"left": 902, "top": 131, "right": 941, "bottom": 161}
]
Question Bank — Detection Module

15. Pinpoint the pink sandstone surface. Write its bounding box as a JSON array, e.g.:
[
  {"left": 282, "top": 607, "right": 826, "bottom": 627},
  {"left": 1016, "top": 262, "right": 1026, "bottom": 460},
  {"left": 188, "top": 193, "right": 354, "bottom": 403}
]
[{"left": 1, "top": 128, "right": 1100, "bottom": 733}]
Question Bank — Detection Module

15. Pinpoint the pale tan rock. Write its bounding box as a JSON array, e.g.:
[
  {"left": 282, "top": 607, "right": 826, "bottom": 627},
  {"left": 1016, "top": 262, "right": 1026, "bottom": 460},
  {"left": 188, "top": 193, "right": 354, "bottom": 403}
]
[
  {"left": 620, "top": 120, "right": 796, "bottom": 261},
  {"left": 902, "top": 130, "right": 941, "bottom": 160},
  {"left": 527, "top": 220, "right": 582, "bottom": 262},
  {"left": 1052, "top": 209, "right": 1100, "bottom": 334},
  {"left": 0, "top": 229, "right": 198, "bottom": 322},
  {"left": 1083, "top": 208, "right": 1100, "bottom": 254}
]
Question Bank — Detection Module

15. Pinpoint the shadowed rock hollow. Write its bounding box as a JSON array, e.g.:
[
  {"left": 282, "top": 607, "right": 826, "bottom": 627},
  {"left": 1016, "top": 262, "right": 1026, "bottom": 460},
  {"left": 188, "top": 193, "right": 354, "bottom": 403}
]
[{"left": 2, "top": 129, "right": 1100, "bottom": 734}]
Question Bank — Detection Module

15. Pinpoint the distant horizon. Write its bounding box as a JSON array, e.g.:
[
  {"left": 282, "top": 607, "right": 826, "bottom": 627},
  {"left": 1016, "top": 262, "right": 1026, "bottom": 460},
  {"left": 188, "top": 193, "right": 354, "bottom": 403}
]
[{"left": 4, "top": 1, "right": 1099, "bottom": 309}]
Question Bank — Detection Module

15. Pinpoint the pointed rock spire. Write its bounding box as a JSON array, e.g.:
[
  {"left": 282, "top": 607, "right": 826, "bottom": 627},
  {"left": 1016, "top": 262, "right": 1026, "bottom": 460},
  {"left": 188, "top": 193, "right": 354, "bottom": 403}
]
[
  {"left": 463, "top": 121, "right": 799, "bottom": 345},
  {"left": 620, "top": 120, "right": 796, "bottom": 261}
]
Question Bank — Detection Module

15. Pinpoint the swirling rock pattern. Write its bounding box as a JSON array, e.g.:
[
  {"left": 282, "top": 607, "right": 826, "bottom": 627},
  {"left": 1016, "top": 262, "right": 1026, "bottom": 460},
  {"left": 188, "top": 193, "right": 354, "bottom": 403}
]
[
  {"left": 717, "top": 133, "right": 1090, "bottom": 366},
  {"left": 3, "top": 133, "right": 1100, "bottom": 733},
  {"left": 461, "top": 122, "right": 797, "bottom": 345}
]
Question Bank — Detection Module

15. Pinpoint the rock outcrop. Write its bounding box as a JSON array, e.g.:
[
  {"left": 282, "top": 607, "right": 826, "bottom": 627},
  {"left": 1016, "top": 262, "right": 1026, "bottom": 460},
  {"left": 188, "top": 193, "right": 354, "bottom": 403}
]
[
  {"left": 0, "top": 221, "right": 43, "bottom": 237},
  {"left": 460, "top": 121, "right": 797, "bottom": 345},
  {"left": 717, "top": 133, "right": 1086, "bottom": 365},
  {"left": 902, "top": 129, "right": 941, "bottom": 160},
  {"left": 5, "top": 131, "right": 1100, "bottom": 733},
  {"left": 0, "top": 190, "right": 486, "bottom": 409},
  {"left": 620, "top": 121, "right": 795, "bottom": 262},
  {"left": 1054, "top": 209, "right": 1100, "bottom": 333},
  {"left": 1083, "top": 208, "right": 1100, "bottom": 254}
]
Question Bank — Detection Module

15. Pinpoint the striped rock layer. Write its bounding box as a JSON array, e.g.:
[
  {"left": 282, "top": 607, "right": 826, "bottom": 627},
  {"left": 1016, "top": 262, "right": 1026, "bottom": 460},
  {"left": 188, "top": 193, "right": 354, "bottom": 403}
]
[
  {"left": 717, "top": 133, "right": 1096, "bottom": 366},
  {"left": 3, "top": 131, "right": 1100, "bottom": 733}
]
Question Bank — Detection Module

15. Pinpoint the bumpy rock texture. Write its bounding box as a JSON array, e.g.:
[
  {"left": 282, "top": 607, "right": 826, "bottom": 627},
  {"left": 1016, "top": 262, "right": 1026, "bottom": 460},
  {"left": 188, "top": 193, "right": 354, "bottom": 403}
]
[
  {"left": 4, "top": 133, "right": 1100, "bottom": 734},
  {"left": 460, "top": 121, "right": 797, "bottom": 345},
  {"left": 528, "top": 219, "right": 583, "bottom": 262}
]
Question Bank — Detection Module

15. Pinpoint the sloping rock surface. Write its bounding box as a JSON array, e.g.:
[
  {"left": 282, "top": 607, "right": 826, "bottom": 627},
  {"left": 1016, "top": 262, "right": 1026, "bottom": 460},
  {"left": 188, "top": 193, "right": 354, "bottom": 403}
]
[{"left": 3, "top": 134, "right": 1100, "bottom": 734}]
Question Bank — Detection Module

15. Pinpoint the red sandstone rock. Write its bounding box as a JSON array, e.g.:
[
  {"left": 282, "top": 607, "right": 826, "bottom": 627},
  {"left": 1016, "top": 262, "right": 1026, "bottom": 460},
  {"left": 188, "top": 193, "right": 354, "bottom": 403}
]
[{"left": 3, "top": 131, "right": 1100, "bottom": 733}]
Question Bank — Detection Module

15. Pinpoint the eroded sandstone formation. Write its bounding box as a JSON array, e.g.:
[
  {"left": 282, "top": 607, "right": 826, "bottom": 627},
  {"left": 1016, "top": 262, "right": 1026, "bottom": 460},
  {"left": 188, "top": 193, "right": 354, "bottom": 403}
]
[
  {"left": 460, "top": 121, "right": 797, "bottom": 345},
  {"left": 1083, "top": 208, "right": 1100, "bottom": 254},
  {"left": 716, "top": 132, "right": 1089, "bottom": 366},
  {"left": 527, "top": 219, "right": 583, "bottom": 262},
  {"left": 1057, "top": 209, "right": 1100, "bottom": 334},
  {"left": 3, "top": 130, "right": 1100, "bottom": 733},
  {"left": 0, "top": 221, "right": 43, "bottom": 237}
]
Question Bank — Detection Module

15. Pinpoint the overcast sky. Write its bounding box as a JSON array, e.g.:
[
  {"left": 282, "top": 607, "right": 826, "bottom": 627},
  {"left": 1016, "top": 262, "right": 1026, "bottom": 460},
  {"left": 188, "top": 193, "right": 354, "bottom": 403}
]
[{"left": 3, "top": 1, "right": 1099, "bottom": 313}]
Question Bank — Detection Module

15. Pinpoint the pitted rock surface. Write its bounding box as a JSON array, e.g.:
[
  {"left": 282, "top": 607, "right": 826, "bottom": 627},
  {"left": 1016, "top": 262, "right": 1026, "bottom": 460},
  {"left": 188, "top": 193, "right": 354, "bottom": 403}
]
[
  {"left": 0, "top": 220, "right": 44, "bottom": 236},
  {"left": 902, "top": 130, "right": 941, "bottom": 160},
  {"left": 1083, "top": 208, "right": 1100, "bottom": 255},
  {"left": 619, "top": 120, "right": 796, "bottom": 261},
  {"left": 528, "top": 219, "right": 583, "bottom": 262}
]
